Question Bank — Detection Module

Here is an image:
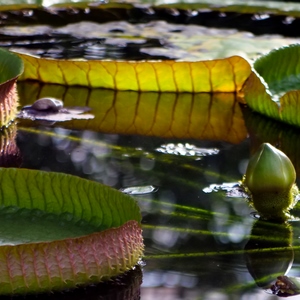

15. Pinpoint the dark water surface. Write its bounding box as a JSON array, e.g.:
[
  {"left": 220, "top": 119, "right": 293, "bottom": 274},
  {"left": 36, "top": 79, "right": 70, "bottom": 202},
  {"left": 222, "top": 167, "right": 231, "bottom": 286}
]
[
  {"left": 2, "top": 0, "right": 300, "bottom": 299},
  {"left": 11, "top": 95, "right": 300, "bottom": 299}
]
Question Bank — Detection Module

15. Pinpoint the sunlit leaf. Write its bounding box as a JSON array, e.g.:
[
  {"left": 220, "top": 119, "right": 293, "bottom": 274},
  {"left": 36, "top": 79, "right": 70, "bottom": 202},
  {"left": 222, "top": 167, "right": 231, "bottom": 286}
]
[
  {"left": 16, "top": 52, "right": 251, "bottom": 92},
  {"left": 0, "top": 168, "right": 143, "bottom": 294},
  {"left": 244, "top": 44, "right": 300, "bottom": 128},
  {"left": 17, "top": 82, "right": 248, "bottom": 144},
  {"left": 0, "top": 48, "right": 23, "bottom": 126},
  {"left": 243, "top": 72, "right": 280, "bottom": 119},
  {"left": 254, "top": 44, "right": 300, "bottom": 95}
]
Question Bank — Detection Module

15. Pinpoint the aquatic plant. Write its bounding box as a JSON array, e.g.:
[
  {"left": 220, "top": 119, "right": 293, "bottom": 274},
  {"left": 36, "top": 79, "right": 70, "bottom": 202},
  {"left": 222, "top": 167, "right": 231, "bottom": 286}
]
[{"left": 244, "top": 143, "right": 299, "bottom": 221}]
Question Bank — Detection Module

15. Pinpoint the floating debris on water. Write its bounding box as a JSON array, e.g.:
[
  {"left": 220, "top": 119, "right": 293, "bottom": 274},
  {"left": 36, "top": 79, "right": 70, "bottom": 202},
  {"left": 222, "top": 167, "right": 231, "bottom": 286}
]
[
  {"left": 120, "top": 185, "right": 158, "bottom": 195},
  {"left": 156, "top": 143, "right": 219, "bottom": 157},
  {"left": 203, "top": 182, "right": 248, "bottom": 198}
]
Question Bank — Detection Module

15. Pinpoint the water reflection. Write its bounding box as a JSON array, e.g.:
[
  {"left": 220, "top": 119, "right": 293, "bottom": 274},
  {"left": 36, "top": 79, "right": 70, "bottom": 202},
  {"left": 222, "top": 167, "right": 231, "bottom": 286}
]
[
  {"left": 143, "top": 270, "right": 198, "bottom": 292},
  {"left": 17, "top": 82, "right": 247, "bottom": 144},
  {"left": 13, "top": 97, "right": 300, "bottom": 298},
  {"left": 0, "top": 266, "right": 143, "bottom": 300},
  {"left": 16, "top": 126, "right": 258, "bottom": 297},
  {"left": 243, "top": 107, "right": 300, "bottom": 175},
  {"left": 202, "top": 182, "right": 243, "bottom": 194},
  {"left": 0, "top": 123, "right": 22, "bottom": 167},
  {"left": 244, "top": 219, "right": 293, "bottom": 289}
]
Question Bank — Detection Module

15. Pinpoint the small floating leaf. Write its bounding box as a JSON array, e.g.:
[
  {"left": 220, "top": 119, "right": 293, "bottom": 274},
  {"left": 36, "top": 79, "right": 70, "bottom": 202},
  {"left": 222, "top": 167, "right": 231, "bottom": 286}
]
[
  {"left": 254, "top": 44, "right": 300, "bottom": 95},
  {"left": 0, "top": 168, "right": 143, "bottom": 295},
  {"left": 16, "top": 52, "right": 251, "bottom": 92}
]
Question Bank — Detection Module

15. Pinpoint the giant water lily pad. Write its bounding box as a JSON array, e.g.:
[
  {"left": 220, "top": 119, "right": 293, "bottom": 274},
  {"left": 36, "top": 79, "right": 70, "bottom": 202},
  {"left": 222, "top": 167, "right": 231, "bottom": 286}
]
[
  {"left": 0, "top": 167, "right": 143, "bottom": 295},
  {"left": 243, "top": 44, "right": 300, "bottom": 128},
  {"left": 16, "top": 51, "right": 250, "bottom": 92}
]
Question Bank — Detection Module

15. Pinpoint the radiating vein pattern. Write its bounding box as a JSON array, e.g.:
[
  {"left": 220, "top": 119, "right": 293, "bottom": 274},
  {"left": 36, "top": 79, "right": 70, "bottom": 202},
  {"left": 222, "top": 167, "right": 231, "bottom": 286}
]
[{"left": 17, "top": 53, "right": 251, "bottom": 92}]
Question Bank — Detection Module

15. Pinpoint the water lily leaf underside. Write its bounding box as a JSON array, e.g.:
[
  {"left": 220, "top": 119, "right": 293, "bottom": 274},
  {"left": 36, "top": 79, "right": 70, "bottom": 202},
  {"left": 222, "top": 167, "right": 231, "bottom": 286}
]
[
  {"left": 17, "top": 52, "right": 251, "bottom": 93},
  {"left": 0, "top": 168, "right": 143, "bottom": 294}
]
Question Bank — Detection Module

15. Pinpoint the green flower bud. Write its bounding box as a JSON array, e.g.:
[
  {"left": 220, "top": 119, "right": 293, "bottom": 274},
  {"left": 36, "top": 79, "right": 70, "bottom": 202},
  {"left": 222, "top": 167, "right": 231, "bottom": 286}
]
[
  {"left": 245, "top": 143, "right": 296, "bottom": 194},
  {"left": 244, "top": 143, "right": 298, "bottom": 220}
]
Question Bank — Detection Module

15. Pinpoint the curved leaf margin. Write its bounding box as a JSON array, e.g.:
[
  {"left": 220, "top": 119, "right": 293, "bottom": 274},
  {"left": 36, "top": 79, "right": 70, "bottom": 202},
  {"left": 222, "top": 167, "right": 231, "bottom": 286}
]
[
  {"left": 0, "top": 168, "right": 143, "bottom": 294},
  {"left": 244, "top": 44, "right": 300, "bottom": 128},
  {"left": 16, "top": 52, "right": 251, "bottom": 93}
]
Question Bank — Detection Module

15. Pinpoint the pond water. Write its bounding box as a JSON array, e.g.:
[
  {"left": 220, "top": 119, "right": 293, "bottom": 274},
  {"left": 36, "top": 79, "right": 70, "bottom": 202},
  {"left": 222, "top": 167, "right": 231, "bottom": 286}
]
[
  {"left": 2, "top": 0, "right": 300, "bottom": 299},
  {"left": 2, "top": 81, "right": 297, "bottom": 299}
]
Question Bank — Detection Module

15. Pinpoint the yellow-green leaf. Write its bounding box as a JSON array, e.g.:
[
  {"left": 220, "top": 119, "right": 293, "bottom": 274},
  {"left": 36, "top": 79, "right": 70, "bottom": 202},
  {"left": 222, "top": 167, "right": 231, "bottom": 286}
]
[{"left": 16, "top": 52, "right": 251, "bottom": 92}]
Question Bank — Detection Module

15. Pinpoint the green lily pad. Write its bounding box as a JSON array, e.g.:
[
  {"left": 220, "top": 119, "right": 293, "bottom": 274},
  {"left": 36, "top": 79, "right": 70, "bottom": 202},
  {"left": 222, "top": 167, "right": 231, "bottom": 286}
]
[
  {"left": 0, "top": 48, "right": 23, "bottom": 84},
  {"left": 254, "top": 44, "right": 300, "bottom": 96},
  {"left": 244, "top": 44, "right": 300, "bottom": 128},
  {"left": 0, "top": 168, "right": 143, "bottom": 295},
  {"left": 0, "top": 48, "right": 23, "bottom": 127},
  {"left": 0, "top": 206, "right": 98, "bottom": 245}
]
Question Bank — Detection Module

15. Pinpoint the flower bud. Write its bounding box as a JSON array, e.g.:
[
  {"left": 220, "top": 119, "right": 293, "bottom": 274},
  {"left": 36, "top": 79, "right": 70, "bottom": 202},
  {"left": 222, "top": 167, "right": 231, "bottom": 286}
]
[
  {"left": 245, "top": 143, "right": 296, "bottom": 194},
  {"left": 244, "top": 143, "right": 298, "bottom": 220}
]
